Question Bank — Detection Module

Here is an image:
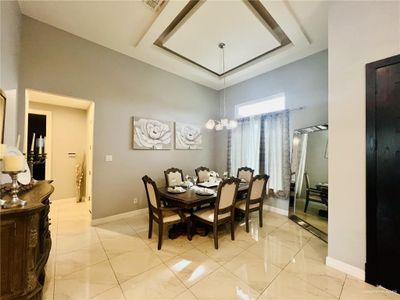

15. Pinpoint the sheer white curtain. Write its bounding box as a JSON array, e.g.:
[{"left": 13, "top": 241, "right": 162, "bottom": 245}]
[
  {"left": 296, "top": 133, "right": 308, "bottom": 197},
  {"left": 230, "top": 116, "right": 261, "bottom": 176},
  {"left": 263, "top": 111, "right": 290, "bottom": 195},
  {"left": 291, "top": 133, "right": 308, "bottom": 196}
]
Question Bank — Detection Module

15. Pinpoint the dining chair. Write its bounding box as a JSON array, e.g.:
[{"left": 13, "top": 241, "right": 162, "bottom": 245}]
[
  {"left": 142, "top": 175, "right": 191, "bottom": 250},
  {"left": 164, "top": 167, "right": 184, "bottom": 187},
  {"left": 304, "top": 172, "right": 325, "bottom": 213},
  {"left": 192, "top": 177, "right": 240, "bottom": 249},
  {"left": 237, "top": 166, "right": 254, "bottom": 183},
  {"left": 195, "top": 166, "right": 210, "bottom": 183},
  {"left": 235, "top": 174, "right": 269, "bottom": 232}
]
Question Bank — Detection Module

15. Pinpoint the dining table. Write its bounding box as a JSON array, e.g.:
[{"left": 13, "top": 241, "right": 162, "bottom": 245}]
[
  {"left": 157, "top": 182, "right": 249, "bottom": 238},
  {"left": 158, "top": 182, "right": 249, "bottom": 209}
]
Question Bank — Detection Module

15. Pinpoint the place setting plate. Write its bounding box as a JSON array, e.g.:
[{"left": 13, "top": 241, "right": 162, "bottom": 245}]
[
  {"left": 167, "top": 186, "right": 187, "bottom": 194},
  {"left": 195, "top": 187, "right": 215, "bottom": 196}
]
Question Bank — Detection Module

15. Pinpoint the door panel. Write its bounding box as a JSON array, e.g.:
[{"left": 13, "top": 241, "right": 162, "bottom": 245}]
[
  {"left": 366, "top": 55, "right": 400, "bottom": 293},
  {"left": 376, "top": 63, "right": 400, "bottom": 291}
]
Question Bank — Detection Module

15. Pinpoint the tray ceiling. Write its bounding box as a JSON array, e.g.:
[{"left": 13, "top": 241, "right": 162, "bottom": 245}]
[
  {"left": 18, "top": 0, "right": 327, "bottom": 90},
  {"left": 156, "top": 0, "right": 290, "bottom": 76}
]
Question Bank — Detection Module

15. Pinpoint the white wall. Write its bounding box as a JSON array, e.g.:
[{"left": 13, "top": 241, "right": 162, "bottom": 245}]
[
  {"left": 215, "top": 50, "right": 328, "bottom": 210},
  {"left": 18, "top": 16, "right": 219, "bottom": 219},
  {"left": 30, "top": 102, "right": 87, "bottom": 200},
  {"left": 0, "top": 0, "right": 21, "bottom": 145},
  {"left": 328, "top": 1, "right": 400, "bottom": 272}
]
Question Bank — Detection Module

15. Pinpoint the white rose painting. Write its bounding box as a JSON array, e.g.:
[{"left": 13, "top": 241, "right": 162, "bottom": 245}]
[
  {"left": 133, "top": 117, "right": 172, "bottom": 150},
  {"left": 175, "top": 122, "right": 202, "bottom": 150}
]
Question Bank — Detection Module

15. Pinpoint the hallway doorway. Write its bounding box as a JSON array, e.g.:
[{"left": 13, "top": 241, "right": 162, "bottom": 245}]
[{"left": 24, "top": 89, "right": 95, "bottom": 213}]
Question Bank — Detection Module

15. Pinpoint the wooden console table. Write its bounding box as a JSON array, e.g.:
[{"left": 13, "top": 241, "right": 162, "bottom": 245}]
[{"left": 1, "top": 181, "right": 54, "bottom": 300}]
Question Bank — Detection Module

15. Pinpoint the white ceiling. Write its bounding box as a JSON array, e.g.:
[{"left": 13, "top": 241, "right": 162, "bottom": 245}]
[
  {"left": 18, "top": 0, "right": 328, "bottom": 90},
  {"left": 163, "top": 0, "right": 281, "bottom": 74}
]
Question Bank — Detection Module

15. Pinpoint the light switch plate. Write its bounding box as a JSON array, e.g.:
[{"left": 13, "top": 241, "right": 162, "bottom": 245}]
[{"left": 105, "top": 155, "right": 113, "bottom": 162}]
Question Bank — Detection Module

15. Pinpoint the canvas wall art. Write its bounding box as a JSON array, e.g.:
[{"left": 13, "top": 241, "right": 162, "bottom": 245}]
[
  {"left": 175, "top": 122, "right": 202, "bottom": 150},
  {"left": 133, "top": 117, "right": 173, "bottom": 149}
]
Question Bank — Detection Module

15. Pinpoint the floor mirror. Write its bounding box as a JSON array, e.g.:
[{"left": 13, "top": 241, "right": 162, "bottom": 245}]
[{"left": 289, "top": 124, "right": 328, "bottom": 242}]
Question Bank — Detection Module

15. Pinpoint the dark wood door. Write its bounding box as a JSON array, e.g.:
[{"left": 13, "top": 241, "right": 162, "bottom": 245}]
[{"left": 366, "top": 54, "right": 400, "bottom": 293}]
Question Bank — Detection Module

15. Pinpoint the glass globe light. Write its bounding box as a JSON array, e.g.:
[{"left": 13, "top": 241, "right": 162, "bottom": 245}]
[
  {"left": 205, "top": 119, "right": 215, "bottom": 129},
  {"left": 215, "top": 123, "right": 224, "bottom": 131},
  {"left": 220, "top": 118, "right": 229, "bottom": 127},
  {"left": 228, "top": 120, "right": 238, "bottom": 129}
]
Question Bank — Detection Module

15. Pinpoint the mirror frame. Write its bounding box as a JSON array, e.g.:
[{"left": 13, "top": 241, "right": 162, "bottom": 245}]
[
  {"left": 0, "top": 89, "right": 6, "bottom": 143},
  {"left": 289, "top": 124, "right": 328, "bottom": 242}
]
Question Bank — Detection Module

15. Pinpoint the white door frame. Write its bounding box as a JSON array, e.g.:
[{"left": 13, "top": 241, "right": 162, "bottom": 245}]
[
  {"left": 85, "top": 102, "right": 95, "bottom": 212},
  {"left": 24, "top": 89, "right": 95, "bottom": 217},
  {"left": 27, "top": 109, "right": 52, "bottom": 180}
]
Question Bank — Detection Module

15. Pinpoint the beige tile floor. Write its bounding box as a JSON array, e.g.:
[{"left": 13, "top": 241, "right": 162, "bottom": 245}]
[{"left": 43, "top": 199, "right": 400, "bottom": 300}]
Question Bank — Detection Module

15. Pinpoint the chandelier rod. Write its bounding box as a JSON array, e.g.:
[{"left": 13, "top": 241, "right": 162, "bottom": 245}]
[{"left": 219, "top": 42, "right": 226, "bottom": 118}]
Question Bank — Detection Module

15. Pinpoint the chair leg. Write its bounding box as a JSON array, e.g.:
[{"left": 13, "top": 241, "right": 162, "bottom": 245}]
[
  {"left": 259, "top": 207, "right": 263, "bottom": 228},
  {"left": 245, "top": 213, "right": 249, "bottom": 233},
  {"left": 304, "top": 198, "right": 310, "bottom": 213},
  {"left": 186, "top": 219, "right": 192, "bottom": 241},
  {"left": 158, "top": 223, "right": 163, "bottom": 250},
  {"left": 230, "top": 219, "right": 235, "bottom": 240},
  {"left": 148, "top": 216, "right": 153, "bottom": 239},
  {"left": 213, "top": 225, "right": 218, "bottom": 249}
]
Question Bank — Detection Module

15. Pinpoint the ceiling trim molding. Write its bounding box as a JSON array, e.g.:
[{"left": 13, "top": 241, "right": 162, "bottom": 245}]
[{"left": 154, "top": 0, "right": 292, "bottom": 77}]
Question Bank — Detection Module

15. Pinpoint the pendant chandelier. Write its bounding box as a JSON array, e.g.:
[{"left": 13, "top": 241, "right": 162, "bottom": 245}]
[{"left": 205, "top": 43, "right": 238, "bottom": 131}]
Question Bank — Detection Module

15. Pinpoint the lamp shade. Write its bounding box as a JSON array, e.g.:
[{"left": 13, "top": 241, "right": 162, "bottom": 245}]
[
  {"left": 228, "top": 120, "right": 238, "bottom": 129},
  {"left": 215, "top": 123, "right": 224, "bottom": 131},
  {"left": 220, "top": 118, "right": 229, "bottom": 127},
  {"left": 205, "top": 119, "right": 216, "bottom": 129}
]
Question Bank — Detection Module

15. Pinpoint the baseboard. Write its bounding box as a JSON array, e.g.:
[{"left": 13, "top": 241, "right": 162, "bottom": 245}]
[
  {"left": 91, "top": 208, "right": 147, "bottom": 226},
  {"left": 326, "top": 256, "right": 365, "bottom": 281},
  {"left": 263, "top": 204, "right": 289, "bottom": 216}
]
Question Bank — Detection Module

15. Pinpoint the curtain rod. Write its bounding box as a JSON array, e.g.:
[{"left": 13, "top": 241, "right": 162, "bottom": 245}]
[{"left": 237, "top": 106, "right": 306, "bottom": 121}]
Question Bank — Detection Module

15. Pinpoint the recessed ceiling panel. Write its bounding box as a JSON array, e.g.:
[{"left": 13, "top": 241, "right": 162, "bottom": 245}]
[{"left": 156, "top": 0, "right": 291, "bottom": 76}]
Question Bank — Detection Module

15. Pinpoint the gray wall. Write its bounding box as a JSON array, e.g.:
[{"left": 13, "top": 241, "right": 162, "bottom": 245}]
[
  {"left": 19, "top": 17, "right": 219, "bottom": 219},
  {"left": 215, "top": 50, "right": 328, "bottom": 211},
  {"left": 0, "top": 0, "right": 21, "bottom": 146},
  {"left": 30, "top": 102, "right": 87, "bottom": 201},
  {"left": 328, "top": 1, "right": 400, "bottom": 272}
]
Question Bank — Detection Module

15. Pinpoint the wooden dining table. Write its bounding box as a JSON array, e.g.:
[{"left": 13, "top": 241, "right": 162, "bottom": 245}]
[
  {"left": 158, "top": 182, "right": 249, "bottom": 239},
  {"left": 158, "top": 182, "right": 249, "bottom": 209}
]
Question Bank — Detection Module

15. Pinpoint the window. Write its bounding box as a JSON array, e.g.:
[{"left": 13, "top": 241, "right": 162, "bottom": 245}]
[{"left": 235, "top": 93, "right": 285, "bottom": 118}]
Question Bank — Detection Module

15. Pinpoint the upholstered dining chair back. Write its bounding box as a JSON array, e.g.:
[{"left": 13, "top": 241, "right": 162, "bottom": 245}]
[
  {"left": 250, "top": 175, "right": 269, "bottom": 200},
  {"left": 215, "top": 177, "right": 240, "bottom": 212},
  {"left": 237, "top": 167, "right": 254, "bottom": 183},
  {"left": 195, "top": 166, "right": 210, "bottom": 183},
  {"left": 142, "top": 176, "right": 160, "bottom": 210},
  {"left": 304, "top": 172, "right": 311, "bottom": 189},
  {"left": 164, "top": 168, "right": 184, "bottom": 187},
  {"left": 235, "top": 174, "right": 269, "bottom": 233}
]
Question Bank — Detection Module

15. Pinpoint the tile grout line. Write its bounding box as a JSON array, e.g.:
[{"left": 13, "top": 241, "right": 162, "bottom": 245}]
[
  {"left": 92, "top": 219, "right": 126, "bottom": 299},
  {"left": 254, "top": 217, "right": 312, "bottom": 299},
  {"left": 50, "top": 207, "right": 298, "bottom": 299},
  {"left": 338, "top": 274, "right": 347, "bottom": 299},
  {"left": 268, "top": 235, "right": 337, "bottom": 299},
  {"left": 122, "top": 217, "right": 197, "bottom": 299},
  {"left": 189, "top": 215, "right": 289, "bottom": 298}
]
